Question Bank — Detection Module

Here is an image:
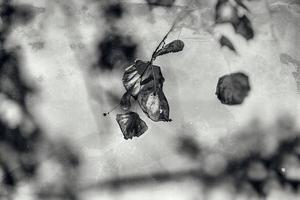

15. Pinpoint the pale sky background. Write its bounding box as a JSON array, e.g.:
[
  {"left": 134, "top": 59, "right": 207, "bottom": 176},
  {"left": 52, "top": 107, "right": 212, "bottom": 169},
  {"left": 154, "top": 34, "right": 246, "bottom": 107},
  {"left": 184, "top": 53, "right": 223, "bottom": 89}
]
[{"left": 8, "top": 0, "right": 300, "bottom": 199}]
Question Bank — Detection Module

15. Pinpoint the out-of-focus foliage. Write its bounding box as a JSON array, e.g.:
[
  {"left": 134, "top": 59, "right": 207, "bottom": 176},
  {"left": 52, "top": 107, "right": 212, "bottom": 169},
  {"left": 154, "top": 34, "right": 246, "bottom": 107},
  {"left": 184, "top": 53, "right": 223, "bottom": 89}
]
[
  {"left": 102, "top": 2, "right": 124, "bottom": 21},
  {"left": 101, "top": 116, "right": 300, "bottom": 198},
  {"left": 95, "top": 32, "right": 137, "bottom": 71},
  {"left": 93, "top": 1, "right": 138, "bottom": 71},
  {"left": 215, "top": 0, "right": 254, "bottom": 53},
  {"left": 146, "top": 0, "right": 176, "bottom": 8},
  {"left": 0, "top": 1, "right": 81, "bottom": 199},
  {"left": 216, "top": 72, "right": 251, "bottom": 105}
]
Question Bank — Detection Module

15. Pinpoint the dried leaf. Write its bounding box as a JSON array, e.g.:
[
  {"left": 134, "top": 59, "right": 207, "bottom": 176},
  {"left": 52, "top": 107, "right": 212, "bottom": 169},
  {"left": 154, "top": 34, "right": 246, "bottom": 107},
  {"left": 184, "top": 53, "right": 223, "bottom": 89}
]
[
  {"left": 153, "top": 40, "right": 184, "bottom": 58},
  {"left": 216, "top": 72, "right": 251, "bottom": 105},
  {"left": 116, "top": 112, "right": 148, "bottom": 140},
  {"left": 137, "top": 65, "right": 170, "bottom": 122},
  {"left": 120, "top": 92, "right": 131, "bottom": 111},
  {"left": 122, "top": 60, "right": 150, "bottom": 97},
  {"left": 122, "top": 60, "right": 164, "bottom": 98},
  {"left": 140, "top": 64, "right": 165, "bottom": 87},
  {"left": 138, "top": 87, "right": 171, "bottom": 122},
  {"left": 219, "top": 35, "right": 236, "bottom": 52},
  {"left": 233, "top": 15, "right": 254, "bottom": 40}
]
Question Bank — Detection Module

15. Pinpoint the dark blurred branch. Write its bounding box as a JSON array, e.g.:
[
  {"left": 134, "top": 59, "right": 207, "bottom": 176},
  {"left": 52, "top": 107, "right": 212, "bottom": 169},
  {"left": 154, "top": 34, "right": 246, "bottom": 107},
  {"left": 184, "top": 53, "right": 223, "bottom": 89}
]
[{"left": 79, "top": 167, "right": 204, "bottom": 192}]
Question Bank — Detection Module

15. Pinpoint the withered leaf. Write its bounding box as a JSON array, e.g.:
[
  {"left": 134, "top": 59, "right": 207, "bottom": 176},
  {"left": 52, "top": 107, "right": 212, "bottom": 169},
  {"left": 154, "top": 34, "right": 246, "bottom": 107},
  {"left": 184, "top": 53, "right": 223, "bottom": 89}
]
[
  {"left": 116, "top": 112, "right": 148, "bottom": 140},
  {"left": 219, "top": 35, "right": 236, "bottom": 52},
  {"left": 137, "top": 65, "right": 170, "bottom": 122},
  {"left": 153, "top": 40, "right": 184, "bottom": 58},
  {"left": 140, "top": 64, "right": 165, "bottom": 87},
  {"left": 123, "top": 60, "right": 164, "bottom": 98},
  {"left": 216, "top": 72, "right": 250, "bottom": 105},
  {"left": 120, "top": 92, "right": 131, "bottom": 111},
  {"left": 138, "top": 87, "right": 171, "bottom": 122},
  {"left": 122, "top": 60, "right": 150, "bottom": 97}
]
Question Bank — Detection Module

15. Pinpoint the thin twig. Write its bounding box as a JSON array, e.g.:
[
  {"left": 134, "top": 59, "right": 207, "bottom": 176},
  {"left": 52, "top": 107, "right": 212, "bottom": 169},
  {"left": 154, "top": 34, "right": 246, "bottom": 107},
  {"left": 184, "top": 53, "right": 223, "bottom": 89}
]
[{"left": 141, "top": 9, "right": 192, "bottom": 93}]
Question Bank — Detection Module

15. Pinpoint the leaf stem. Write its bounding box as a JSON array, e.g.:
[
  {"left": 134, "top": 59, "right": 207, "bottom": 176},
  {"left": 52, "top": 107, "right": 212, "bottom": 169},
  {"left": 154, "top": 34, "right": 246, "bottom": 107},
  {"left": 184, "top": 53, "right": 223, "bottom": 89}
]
[{"left": 145, "top": 9, "right": 191, "bottom": 94}]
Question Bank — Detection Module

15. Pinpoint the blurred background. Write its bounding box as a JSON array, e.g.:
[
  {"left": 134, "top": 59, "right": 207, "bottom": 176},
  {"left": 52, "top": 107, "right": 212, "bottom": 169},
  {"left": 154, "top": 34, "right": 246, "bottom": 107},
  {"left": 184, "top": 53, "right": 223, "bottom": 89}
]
[{"left": 0, "top": 0, "right": 300, "bottom": 199}]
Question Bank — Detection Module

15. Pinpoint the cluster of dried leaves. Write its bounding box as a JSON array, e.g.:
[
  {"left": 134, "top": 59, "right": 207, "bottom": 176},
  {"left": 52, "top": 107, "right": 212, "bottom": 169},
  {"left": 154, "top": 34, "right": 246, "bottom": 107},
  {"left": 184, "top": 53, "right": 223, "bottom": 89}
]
[
  {"left": 103, "top": 0, "right": 256, "bottom": 139},
  {"left": 113, "top": 40, "right": 184, "bottom": 139}
]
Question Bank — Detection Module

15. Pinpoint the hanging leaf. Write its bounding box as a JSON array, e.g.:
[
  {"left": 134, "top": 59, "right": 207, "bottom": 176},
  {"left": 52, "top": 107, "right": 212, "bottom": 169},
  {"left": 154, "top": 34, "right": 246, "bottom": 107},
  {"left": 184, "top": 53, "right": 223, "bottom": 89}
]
[
  {"left": 140, "top": 64, "right": 165, "bottom": 87},
  {"left": 233, "top": 15, "right": 254, "bottom": 40},
  {"left": 138, "top": 86, "right": 171, "bottom": 122},
  {"left": 122, "top": 60, "right": 150, "bottom": 97},
  {"left": 153, "top": 40, "right": 184, "bottom": 58},
  {"left": 122, "top": 60, "right": 164, "bottom": 98},
  {"left": 120, "top": 92, "right": 131, "bottom": 111},
  {"left": 215, "top": 72, "right": 251, "bottom": 105},
  {"left": 137, "top": 65, "right": 171, "bottom": 122},
  {"left": 219, "top": 35, "right": 236, "bottom": 52},
  {"left": 116, "top": 112, "right": 148, "bottom": 140}
]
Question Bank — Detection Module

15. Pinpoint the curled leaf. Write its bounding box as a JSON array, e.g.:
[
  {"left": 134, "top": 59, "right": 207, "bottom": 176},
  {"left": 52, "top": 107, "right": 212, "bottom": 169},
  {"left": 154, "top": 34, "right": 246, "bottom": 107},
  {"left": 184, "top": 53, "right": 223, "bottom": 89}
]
[
  {"left": 153, "top": 40, "right": 184, "bottom": 58},
  {"left": 120, "top": 92, "right": 131, "bottom": 111},
  {"left": 140, "top": 64, "right": 165, "bottom": 87},
  {"left": 219, "top": 35, "right": 236, "bottom": 52},
  {"left": 233, "top": 15, "right": 254, "bottom": 40},
  {"left": 116, "top": 112, "right": 148, "bottom": 140},
  {"left": 138, "top": 87, "right": 171, "bottom": 122},
  {"left": 137, "top": 65, "right": 170, "bottom": 122},
  {"left": 216, "top": 72, "right": 250, "bottom": 105},
  {"left": 123, "top": 60, "right": 164, "bottom": 98},
  {"left": 122, "top": 60, "right": 150, "bottom": 97}
]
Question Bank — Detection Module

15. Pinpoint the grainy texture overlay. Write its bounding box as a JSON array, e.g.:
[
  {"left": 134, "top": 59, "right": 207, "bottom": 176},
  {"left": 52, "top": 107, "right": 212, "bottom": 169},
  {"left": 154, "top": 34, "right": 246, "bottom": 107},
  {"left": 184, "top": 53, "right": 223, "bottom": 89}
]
[{"left": 0, "top": 0, "right": 300, "bottom": 199}]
